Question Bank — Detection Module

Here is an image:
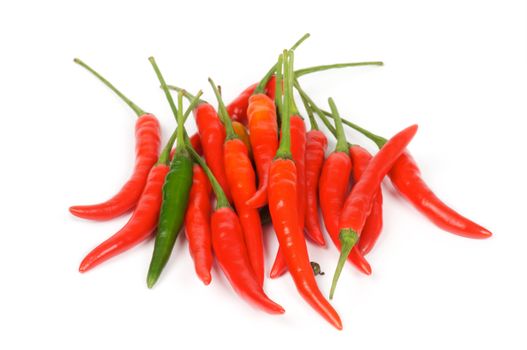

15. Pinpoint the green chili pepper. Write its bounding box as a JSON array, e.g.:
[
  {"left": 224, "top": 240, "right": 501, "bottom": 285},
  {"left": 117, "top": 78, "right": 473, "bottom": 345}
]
[{"left": 147, "top": 57, "right": 193, "bottom": 288}]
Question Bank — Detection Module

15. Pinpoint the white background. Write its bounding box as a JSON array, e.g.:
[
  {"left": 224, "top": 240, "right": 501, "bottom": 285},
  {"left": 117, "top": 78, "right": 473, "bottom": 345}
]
[{"left": 1, "top": 0, "right": 526, "bottom": 349}]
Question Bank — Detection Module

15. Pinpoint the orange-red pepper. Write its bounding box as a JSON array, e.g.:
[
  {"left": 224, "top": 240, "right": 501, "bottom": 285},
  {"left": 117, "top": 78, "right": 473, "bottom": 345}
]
[
  {"left": 245, "top": 93, "right": 278, "bottom": 209},
  {"left": 209, "top": 78, "right": 265, "bottom": 285}
]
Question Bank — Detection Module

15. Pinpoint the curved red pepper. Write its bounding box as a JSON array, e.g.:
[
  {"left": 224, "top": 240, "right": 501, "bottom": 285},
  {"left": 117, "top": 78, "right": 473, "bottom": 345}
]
[
  {"left": 269, "top": 159, "right": 342, "bottom": 329},
  {"left": 304, "top": 130, "right": 328, "bottom": 246},
  {"left": 350, "top": 145, "right": 384, "bottom": 255},
  {"left": 70, "top": 114, "right": 160, "bottom": 220},
  {"left": 389, "top": 153, "right": 491, "bottom": 239},
  {"left": 331, "top": 125, "right": 418, "bottom": 298},
  {"left": 79, "top": 164, "right": 169, "bottom": 272},
  {"left": 245, "top": 94, "right": 278, "bottom": 208},
  {"left": 211, "top": 207, "right": 284, "bottom": 314},
  {"left": 185, "top": 164, "right": 213, "bottom": 285},
  {"left": 194, "top": 103, "right": 232, "bottom": 202},
  {"left": 224, "top": 139, "right": 265, "bottom": 285},
  {"left": 319, "top": 152, "right": 372, "bottom": 275}
]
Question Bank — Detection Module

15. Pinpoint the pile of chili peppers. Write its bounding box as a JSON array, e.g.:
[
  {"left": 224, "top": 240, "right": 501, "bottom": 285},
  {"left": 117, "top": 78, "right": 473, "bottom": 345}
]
[{"left": 70, "top": 34, "right": 492, "bottom": 330}]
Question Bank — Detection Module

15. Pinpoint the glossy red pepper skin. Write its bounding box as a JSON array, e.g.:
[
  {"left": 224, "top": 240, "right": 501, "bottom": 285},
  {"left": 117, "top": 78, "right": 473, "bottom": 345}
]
[
  {"left": 304, "top": 130, "right": 328, "bottom": 246},
  {"left": 350, "top": 145, "right": 384, "bottom": 255},
  {"left": 70, "top": 114, "right": 160, "bottom": 220},
  {"left": 211, "top": 207, "right": 284, "bottom": 314},
  {"left": 226, "top": 76, "right": 276, "bottom": 125},
  {"left": 269, "top": 248, "right": 288, "bottom": 278},
  {"left": 194, "top": 103, "right": 232, "bottom": 202},
  {"left": 184, "top": 164, "right": 213, "bottom": 285},
  {"left": 319, "top": 152, "right": 372, "bottom": 275},
  {"left": 268, "top": 158, "right": 342, "bottom": 329},
  {"left": 290, "top": 115, "right": 307, "bottom": 230},
  {"left": 340, "top": 125, "right": 418, "bottom": 235},
  {"left": 79, "top": 164, "right": 169, "bottom": 272},
  {"left": 389, "top": 152, "right": 491, "bottom": 239},
  {"left": 223, "top": 139, "right": 265, "bottom": 285},
  {"left": 245, "top": 94, "right": 278, "bottom": 208},
  {"left": 269, "top": 115, "right": 308, "bottom": 277}
]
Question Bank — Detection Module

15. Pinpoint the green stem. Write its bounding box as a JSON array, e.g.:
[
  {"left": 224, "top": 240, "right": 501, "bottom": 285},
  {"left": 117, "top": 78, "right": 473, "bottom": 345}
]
[
  {"left": 322, "top": 110, "right": 387, "bottom": 148},
  {"left": 328, "top": 98, "right": 348, "bottom": 154},
  {"left": 149, "top": 56, "right": 179, "bottom": 122},
  {"left": 295, "top": 61, "right": 384, "bottom": 78},
  {"left": 156, "top": 130, "right": 177, "bottom": 166},
  {"left": 254, "top": 64, "right": 277, "bottom": 95},
  {"left": 253, "top": 33, "right": 310, "bottom": 95},
  {"left": 208, "top": 78, "right": 237, "bottom": 140},
  {"left": 156, "top": 90, "right": 203, "bottom": 165},
  {"left": 329, "top": 229, "right": 358, "bottom": 300},
  {"left": 290, "top": 33, "right": 311, "bottom": 50},
  {"left": 175, "top": 91, "right": 185, "bottom": 150},
  {"left": 276, "top": 50, "right": 294, "bottom": 159},
  {"left": 294, "top": 80, "right": 336, "bottom": 136},
  {"left": 300, "top": 94, "right": 318, "bottom": 131},
  {"left": 274, "top": 54, "right": 284, "bottom": 118},
  {"left": 186, "top": 138, "right": 230, "bottom": 209},
  {"left": 73, "top": 58, "right": 146, "bottom": 117},
  {"left": 166, "top": 85, "right": 206, "bottom": 105}
]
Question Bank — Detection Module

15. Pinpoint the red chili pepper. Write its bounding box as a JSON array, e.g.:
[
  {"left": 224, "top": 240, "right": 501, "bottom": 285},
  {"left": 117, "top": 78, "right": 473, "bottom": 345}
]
[
  {"left": 301, "top": 98, "right": 328, "bottom": 246},
  {"left": 269, "top": 51, "right": 341, "bottom": 329},
  {"left": 69, "top": 58, "right": 161, "bottom": 221},
  {"left": 193, "top": 102, "right": 232, "bottom": 203},
  {"left": 328, "top": 114, "right": 493, "bottom": 240},
  {"left": 184, "top": 164, "right": 213, "bottom": 285},
  {"left": 79, "top": 164, "right": 168, "bottom": 272},
  {"left": 245, "top": 93, "right": 278, "bottom": 209},
  {"left": 350, "top": 145, "right": 384, "bottom": 255},
  {"left": 317, "top": 101, "right": 372, "bottom": 275},
  {"left": 187, "top": 142, "right": 283, "bottom": 314},
  {"left": 290, "top": 115, "right": 307, "bottom": 230},
  {"left": 209, "top": 78, "right": 265, "bottom": 285},
  {"left": 269, "top": 114, "right": 308, "bottom": 277},
  {"left": 389, "top": 153, "right": 491, "bottom": 238},
  {"left": 330, "top": 123, "right": 418, "bottom": 298}
]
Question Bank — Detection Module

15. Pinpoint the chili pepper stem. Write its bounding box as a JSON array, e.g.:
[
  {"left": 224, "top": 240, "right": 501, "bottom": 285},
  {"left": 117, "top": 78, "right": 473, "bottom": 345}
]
[
  {"left": 253, "top": 33, "right": 310, "bottom": 95},
  {"left": 275, "top": 50, "right": 293, "bottom": 159},
  {"left": 322, "top": 110, "right": 387, "bottom": 148},
  {"left": 274, "top": 54, "right": 284, "bottom": 118},
  {"left": 156, "top": 91, "right": 203, "bottom": 165},
  {"left": 73, "top": 58, "right": 146, "bottom": 117},
  {"left": 328, "top": 98, "right": 348, "bottom": 154},
  {"left": 295, "top": 61, "right": 384, "bottom": 78},
  {"left": 294, "top": 80, "right": 337, "bottom": 136},
  {"left": 149, "top": 56, "right": 180, "bottom": 119},
  {"left": 329, "top": 229, "right": 358, "bottom": 299},
  {"left": 300, "top": 94, "right": 319, "bottom": 131},
  {"left": 208, "top": 78, "right": 238, "bottom": 140}
]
